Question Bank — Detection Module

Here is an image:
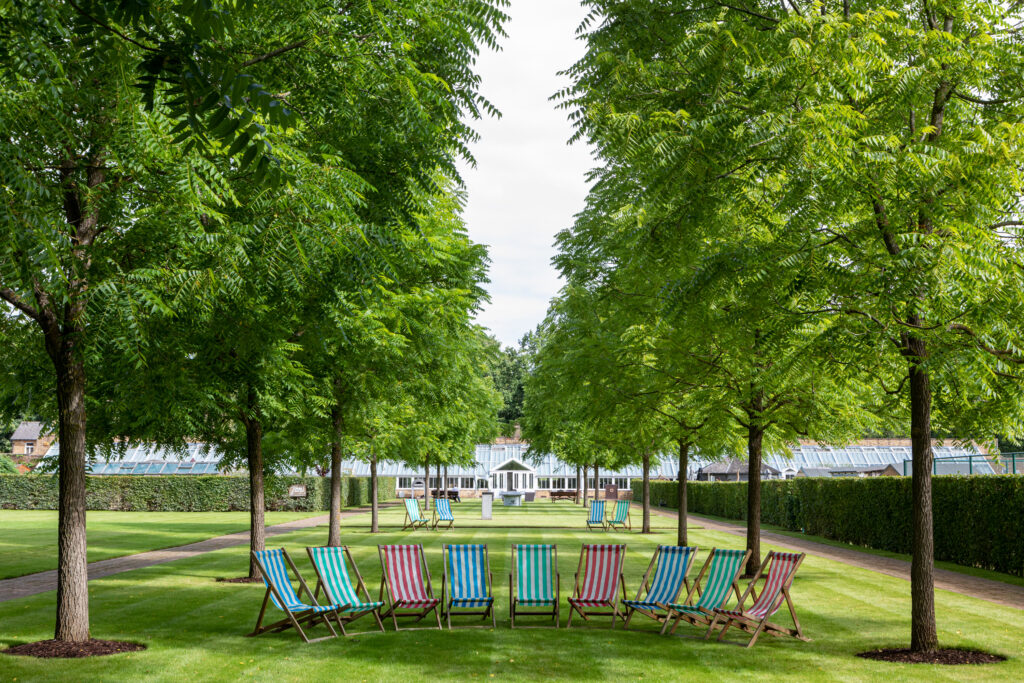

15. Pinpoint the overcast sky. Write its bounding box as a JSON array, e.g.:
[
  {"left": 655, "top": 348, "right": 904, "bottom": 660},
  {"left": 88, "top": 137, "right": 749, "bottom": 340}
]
[{"left": 458, "top": 1, "right": 593, "bottom": 348}]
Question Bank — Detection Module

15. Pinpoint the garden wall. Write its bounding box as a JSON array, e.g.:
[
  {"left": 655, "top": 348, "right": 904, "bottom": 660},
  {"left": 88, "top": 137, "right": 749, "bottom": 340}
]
[
  {"left": 0, "top": 474, "right": 396, "bottom": 512},
  {"left": 635, "top": 476, "right": 1024, "bottom": 577}
]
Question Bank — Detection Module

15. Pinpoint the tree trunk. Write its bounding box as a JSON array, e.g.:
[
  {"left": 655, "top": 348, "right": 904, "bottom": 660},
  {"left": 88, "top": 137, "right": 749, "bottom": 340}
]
[
  {"left": 370, "top": 455, "right": 379, "bottom": 533},
  {"left": 594, "top": 464, "right": 600, "bottom": 501},
  {"left": 576, "top": 465, "right": 582, "bottom": 504},
  {"left": 423, "top": 456, "right": 430, "bottom": 509},
  {"left": 677, "top": 441, "right": 689, "bottom": 547},
  {"left": 907, "top": 336, "right": 938, "bottom": 652},
  {"left": 641, "top": 451, "right": 651, "bottom": 533},
  {"left": 583, "top": 465, "right": 589, "bottom": 506},
  {"left": 745, "top": 419, "right": 764, "bottom": 578},
  {"left": 244, "top": 390, "right": 265, "bottom": 580},
  {"left": 327, "top": 403, "right": 343, "bottom": 547},
  {"left": 436, "top": 463, "right": 441, "bottom": 499},
  {"left": 443, "top": 465, "right": 448, "bottom": 491}
]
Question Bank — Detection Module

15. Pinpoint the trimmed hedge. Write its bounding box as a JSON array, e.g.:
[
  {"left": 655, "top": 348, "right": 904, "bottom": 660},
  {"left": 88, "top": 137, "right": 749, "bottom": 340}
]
[
  {"left": 0, "top": 474, "right": 395, "bottom": 512},
  {"left": 637, "top": 476, "right": 1024, "bottom": 577}
]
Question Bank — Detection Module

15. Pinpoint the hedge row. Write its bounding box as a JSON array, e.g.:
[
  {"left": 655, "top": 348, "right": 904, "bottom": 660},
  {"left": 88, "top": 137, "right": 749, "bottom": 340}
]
[
  {"left": 0, "top": 474, "right": 396, "bottom": 512},
  {"left": 638, "top": 476, "right": 1024, "bottom": 577}
]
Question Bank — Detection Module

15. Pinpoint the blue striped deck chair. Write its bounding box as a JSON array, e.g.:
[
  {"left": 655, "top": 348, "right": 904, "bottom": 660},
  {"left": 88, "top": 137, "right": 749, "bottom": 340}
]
[
  {"left": 247, "top": 548, "right": 340, "bottom": 643},
  {"left": 432, "top": 498, "right": 455, "bottom": 530},
  {"left": 607, "top": 500, "right": 631, "bottom": 530},
  {"left": 403, "top": 498, "right": 428, "bottom": 531},
  {"left": 442, "top": 544, "right": 495, "bottom": 629},
  {"left": 661, "top": 548, "right": 750, "bottom": 636},
  {"left": 622, "top": 545, "right": 697, "bottom": 629},
  {"left": 306, "top": 546, "right": 385, "bottom": 635},
  {"left": 586, "top": 500, "right": 606, "bottom": 531},
  {"left": 509, "top": 544, "right": 560, "bottom": 628}
]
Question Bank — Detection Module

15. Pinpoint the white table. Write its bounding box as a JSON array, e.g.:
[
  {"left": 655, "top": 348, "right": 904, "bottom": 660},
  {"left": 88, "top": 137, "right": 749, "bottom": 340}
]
[{"left": 500, "top": 491, "right": 525, "bottom": 507}]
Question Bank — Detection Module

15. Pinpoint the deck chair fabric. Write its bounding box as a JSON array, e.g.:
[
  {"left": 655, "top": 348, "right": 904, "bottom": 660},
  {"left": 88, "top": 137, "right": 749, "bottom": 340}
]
[
  {"left": 403, "top": 499, "right": 428, "bottom": 530},
  {"left": 663, "top": 548, "right": 748, "bottom": 634},
  {"left": 708, "top": 551, "right": 807, "bottom": 647},
  {"left": 567, "top": 544, "right": 627, "bottom": 628},
  {"left": 248, "top": 548, "right": 340, "bottom": 643},
  {"left": 510, "top": 544, "right": 559, "bottom": 628},
  {"left": 443, "top": 544, "right": 495, "bottom": 628},
  {"left": 378, "top": 544, "right": 442, "bottom": 630},
  {"left": 607, "top": 500, "right": 631, "bottom": 530},
  {"left": 306, "top": 546, "right": 384, "bottom": 634},
  {"left": 622, "top": 545, "right": 696, "bottom": 627},
  {"left": 433, "top": 498, "right": 455, "bottom": 530},
  {"left": 586, "top": 500, "right": 606, "bottom": 531}
]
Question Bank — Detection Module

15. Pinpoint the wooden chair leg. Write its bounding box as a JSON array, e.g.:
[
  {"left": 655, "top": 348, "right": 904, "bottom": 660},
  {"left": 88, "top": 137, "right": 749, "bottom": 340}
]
[{"left": 745, "top": 620, "right": 767, "bottom": 648}]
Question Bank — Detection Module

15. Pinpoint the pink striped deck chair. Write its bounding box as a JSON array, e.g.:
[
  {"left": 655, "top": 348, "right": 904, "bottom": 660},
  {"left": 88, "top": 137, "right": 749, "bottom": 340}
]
[
  {"left": 378, "top": 544, "right": 442, "bottom": 631},
  {"left": 566, "top": 544, "right": 627, "bottom": 628},
  {"left": 706, "top": 550, "right": 808, "bottom": 647}
]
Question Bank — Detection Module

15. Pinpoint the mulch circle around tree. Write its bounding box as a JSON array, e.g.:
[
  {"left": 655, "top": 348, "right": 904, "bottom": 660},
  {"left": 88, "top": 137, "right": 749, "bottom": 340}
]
[
  {"left": 217, "top": 576, "right": 263, "bottom": 583},
  {"left": 857, "top": 648, "right": 1006, "bottom": 665},
  {"left": 5, "top": 639, "right": 146, "bottom": 659}
]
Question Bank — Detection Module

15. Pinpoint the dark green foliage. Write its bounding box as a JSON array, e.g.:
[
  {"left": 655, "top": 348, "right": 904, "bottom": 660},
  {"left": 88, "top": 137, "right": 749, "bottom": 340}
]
[
  {"left": 0, "top": 455, "right": 18, "bottom": 474},
  {"left": 0, "top": 475, "right": 394, "bottom": 513},
  {"left": 639, "top": 477, "right": 1024, "bottom": 577}
]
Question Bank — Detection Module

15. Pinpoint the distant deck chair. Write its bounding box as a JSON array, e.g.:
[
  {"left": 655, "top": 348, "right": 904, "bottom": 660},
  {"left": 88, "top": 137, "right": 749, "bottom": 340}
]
[
  {"left": 510, "top": 544, "right": 560, "bottom": 628},
  {"left": 306, "top": 546, "right": 385, "bottom": 635},
  {"left": 586, "top": 500, "right": 606, "bottom": 531},
  {"left": 567, "top": 544, "right": 627, "bottom": 628},
  {"left": 662, "top": 548, "right": 749, "bottom": 636},
  {"left": 403, "top": 499, "right": 428, "bottom": 531},
  {"left": 378, "top": 544, "right": 442, "bottom": 630},
  {"left": 706, "top": 551, "right": 808, "bottom": 647},
  {"left": 247, "top": 548, "right": 340, "bottom": 643},
  {"left": 442, "top": 544, "right": 495, "bottom": 628},
  {"left": 606, "top": 500, "right": 631, "bottom": 531},
  {"left": 433, "top": 498, "right": 455, "bottom": 530},
  {"left": 622, "top": 545, "right": 696, "bottom": 628}
]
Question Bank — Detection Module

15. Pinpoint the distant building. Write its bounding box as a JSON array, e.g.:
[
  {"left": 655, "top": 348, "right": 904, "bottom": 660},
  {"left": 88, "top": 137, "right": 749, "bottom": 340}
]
[
  {"left": 796, "top": 464, "right": 900, "bottom": 478},
  {"left": 696, "top": 458, "right": 781, "bottom": 482},
  {"left": 9, "top": 421, "right": 55, "bottom": 467}
]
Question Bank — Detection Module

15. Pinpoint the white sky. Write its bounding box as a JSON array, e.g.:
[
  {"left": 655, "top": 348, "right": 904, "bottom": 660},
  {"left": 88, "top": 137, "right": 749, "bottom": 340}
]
[{"left": 458, "top": 1, "right": 594, "bottom": 348}]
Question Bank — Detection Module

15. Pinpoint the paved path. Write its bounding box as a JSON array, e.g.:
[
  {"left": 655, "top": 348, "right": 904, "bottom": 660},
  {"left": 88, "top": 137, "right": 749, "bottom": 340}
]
[
  {"left": 0, "top": 506, "right": 386, "bottom": 603},
  {"left": 652, "top": 508, "right": 1024, "bottom": 610}
]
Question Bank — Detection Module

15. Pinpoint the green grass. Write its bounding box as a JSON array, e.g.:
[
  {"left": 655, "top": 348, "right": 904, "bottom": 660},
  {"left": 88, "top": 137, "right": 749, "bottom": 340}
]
[
  {"left": 0, "top": 510, "right": 324, "bottom": 579},
  {"left": 1, "top": 501, "right": 1022, "bottom": 681}
]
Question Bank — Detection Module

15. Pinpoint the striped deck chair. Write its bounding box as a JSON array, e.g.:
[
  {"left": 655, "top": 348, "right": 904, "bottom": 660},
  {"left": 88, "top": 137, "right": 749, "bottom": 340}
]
[
  {"left": 432, "top": 498, "right": 455, "bottom": 530},
  {"left": 377, "top": 544, "right": 442, "bottom": 630},
  {"left": 566, "top": 544, "right": 627, "bottom": 628},
  {"left": 510, "top": 544, "right": 560, "bottom": 628},
  {"left": 622, "top": 545, "right": 696, "bottom": 629},
  {"left": 586, "top": 500, "right": 606, "bottom": 531},
  {"left": 706, "top": 551, "right": 808, "bottom": 647},
  {"left": 442, "top": 544, "right": 495, "bottom": 628},
  {"left": 606, "top": 500, "right": 631, "bottom": 531},
  {"left": 306, "top": 546, "right": 385, "bottom": 635},
  {"left": 403, "top": 499, "right": 428, "bottom": 531},
  {"left": 247, "top": 548, "right": 340, "bottom": 643},
  {"left": 662, "top": 548, "right": 749, "bottom": 636}
]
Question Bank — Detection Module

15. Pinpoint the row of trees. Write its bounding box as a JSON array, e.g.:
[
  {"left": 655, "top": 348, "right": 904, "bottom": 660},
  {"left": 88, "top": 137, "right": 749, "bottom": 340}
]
[
  {"left": 0, "top": 1, "right": 507, "bottom": 644},
  {"left": 524, "top": 0, "right": 1024, "bottom": 654}
]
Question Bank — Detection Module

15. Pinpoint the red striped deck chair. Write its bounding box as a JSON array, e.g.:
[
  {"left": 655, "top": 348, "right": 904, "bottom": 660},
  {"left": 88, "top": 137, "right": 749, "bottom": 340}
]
[
  {"left": 566, "top": 544, "right": 627, "bottom": 628},
  {"left": 378, "top": 544, "right": 442, "bottom": 630},
  {"left": 622, "top": 545, "right": 697, "bottom": 629},
  {"left": 705, "top": 551, "right": 808, "bottom": 647},
  {"left": 246, "top": 548, "right": 340, "bottom": 643}
]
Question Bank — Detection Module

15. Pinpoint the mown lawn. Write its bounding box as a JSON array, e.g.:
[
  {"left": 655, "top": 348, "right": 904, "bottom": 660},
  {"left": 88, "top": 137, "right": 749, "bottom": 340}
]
[
  {"left": 0, "top": 501, "right": 1021, "bottom": 681},
  {"left": 0, "top": 510, "right": 324, "bottom": 579}
]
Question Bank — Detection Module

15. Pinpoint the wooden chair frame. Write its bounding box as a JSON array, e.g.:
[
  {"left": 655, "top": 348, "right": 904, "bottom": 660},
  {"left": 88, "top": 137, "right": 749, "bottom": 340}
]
[
  {"left": 585, "top": 500, "right": 607, "bottom": 531},
  {"left": 566, "top": 545, "right": 628, "bottom": 628},
  {"left": 377, "top": 544, "right": 443, "bottom": 631},
  {"left": 403, "top": 499, "right": 428, "bottom": 531},
  {"left": 432, "top": 499, "right": 455, "bottom": 531},
  {"left": 704, "top": 551, "right": 808, "bottom": 647},
  {"left": 509, "top": 544, "right": 560, "bottom": 629},
  {"left": 662, "top": 548, "right": 751, "bottom": 636},
  {"left": 622, "top": 546, "right": 696, "bottom": 629},
  {"left": 246, "top": 549, "right": 339, "bottom": 643},
  {"left": 606, "top": 500, "right": 631, "bottom": 531},
  {"left": 441, "top": 544, "right": 496, "bottom": 629},
  {"left": 306, "top": 546, "right": 386, "bottom": 636}
]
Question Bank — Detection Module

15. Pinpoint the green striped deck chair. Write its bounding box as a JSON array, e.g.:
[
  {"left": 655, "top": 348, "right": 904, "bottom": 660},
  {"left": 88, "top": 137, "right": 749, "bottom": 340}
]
[
  {"left": 403, "top": 498, "right": 428, "bottom": 531},
  {"left": 432, "top": 498, "right": 455, "bottom": 530},
  {"left": 442, "top": 544, "right": 495, "bottom": 628},
  {"left": 661, "top": 548, "right": 750, "bottom": 637},
  {"left": 509, "top": 544, "right": 560, "bottom": 628},
  {"left": 586, "top": 500, "right": 606, "bottom": 531},
  {"left": 607, "top": 500, "right": 631, "bottom": 530},
  {"left": 247, "top": 548, "right": 340, "bottom": 643},
  {"left": 306, "top": 546, "right": 385, "bottom": 635},
  {"left": 706, "top": 551, "right": 808, "bottom": 647},
  {"left": 622, "top": 545, "right": 697, "bottom": 629}
]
